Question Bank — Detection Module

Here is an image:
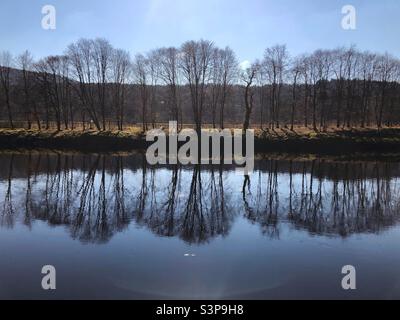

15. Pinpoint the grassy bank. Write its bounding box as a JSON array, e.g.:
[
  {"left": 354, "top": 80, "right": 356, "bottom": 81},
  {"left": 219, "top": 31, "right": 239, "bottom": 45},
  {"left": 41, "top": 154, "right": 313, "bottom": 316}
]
[
  {"left": 0, "top": 129, "right": 146, "bottom": 152},
  {"left": 254, "top": 127, "right": 400, "bottom": 155},
  {"left": 1, "top": 127, "right": 400, "bottom": 155}
]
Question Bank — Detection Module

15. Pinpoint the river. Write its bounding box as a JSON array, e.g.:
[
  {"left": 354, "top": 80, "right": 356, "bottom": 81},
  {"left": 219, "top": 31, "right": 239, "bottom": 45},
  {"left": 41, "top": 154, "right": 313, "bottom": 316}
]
[{"left": 0, "top": 151, "right": 399, "bottom": 299}]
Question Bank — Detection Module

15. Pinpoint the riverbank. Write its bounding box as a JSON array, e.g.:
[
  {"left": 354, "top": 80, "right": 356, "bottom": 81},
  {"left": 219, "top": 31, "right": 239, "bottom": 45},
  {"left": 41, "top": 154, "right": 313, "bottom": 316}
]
[
  {"left": 254, "top": 127, "right": 400, "bottom": 155},
  {"left": 1, "top": 127, "right": 400, "bottom": 155},
  {"left": 0, "top": 128, "right": 146, "bottom": 151}
]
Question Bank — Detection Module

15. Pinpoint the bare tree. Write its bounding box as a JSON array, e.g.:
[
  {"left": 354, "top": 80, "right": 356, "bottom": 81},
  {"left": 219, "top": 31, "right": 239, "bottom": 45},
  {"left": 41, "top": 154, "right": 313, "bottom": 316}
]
[
  {"left": 155, "top": 47, "right": 182, "bottom": 128},
  {"left": 215, "top": 47, "right": 237, "bottom": 129},
  {"left": 133, "top": 53, "right": 149, "bottom": 131},
  {"left": 255, "top": 63, "right": 267, "bottom": 129},
  {"left": 358, "top": 51, "right": 376, "bottom": 127},
  {"left": 263, "top": 44, "right": 289, "bottom": 128},
  {"left": 92, "top": 38, "right": 113, "bottom": 130},
  {"left": 290, "top": 57, "right": 302, "bottom": 130},
  {"left": 180, "top": 40, "right": 214, "bottom": 133},
  {"left": 208, "top": 48, "right": 223, "bottom": 128},
  {"left": 332, "top": 47, "right": 346, "bottom": 128},
  {"left": 308, "top": 49, "right": 332, "bottom": 131},
  {"left": 300, "top": 56, "right": 311, "bottom": 128},
  {"left": 0, "top": 51, "right": 14, "bottom": 128},
  {"left": 110, "top": 49, "right": 131, "bottom": 130},
  {"left": 17, "top": 50, "right": 41, "bottom": 129},
  {"left": 343, "top": 46, "right": 358, "bottom": 128},
  {"left": 375, "top": 53, "right": 396, "bottom": 128},
  {"left": 318, "top": 50, "right": 333, "bottom": 130},
  {"left": 147, "top": 51, "right": 160, "bottom": 128},
  {"left": 241, "top": 61, "right": 259, "bottom": 130},
  {"left": 34, "top": 55, "right": 72, "bottom": 131},
  {"left": 205, "top": 46, "right": 237, "bottom": 128},
  {"left": 67, "top": 39, "right": 101, "bottom": 130}
]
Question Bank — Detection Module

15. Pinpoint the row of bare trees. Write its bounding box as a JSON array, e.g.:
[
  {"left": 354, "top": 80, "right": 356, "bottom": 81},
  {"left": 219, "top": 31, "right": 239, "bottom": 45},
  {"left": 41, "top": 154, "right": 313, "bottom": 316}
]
[
  {"left": 1, "top": 40, "right": 400, "bottom": 131},
  {"left": 242, "top": 45, "right": 400, "bottom": 130}
]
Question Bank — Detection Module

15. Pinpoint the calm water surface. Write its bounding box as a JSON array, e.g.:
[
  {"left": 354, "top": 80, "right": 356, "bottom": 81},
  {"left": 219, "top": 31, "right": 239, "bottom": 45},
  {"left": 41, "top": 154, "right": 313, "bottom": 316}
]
[{"left": 1, "top": 151, "right": 400, "bottom": 299}]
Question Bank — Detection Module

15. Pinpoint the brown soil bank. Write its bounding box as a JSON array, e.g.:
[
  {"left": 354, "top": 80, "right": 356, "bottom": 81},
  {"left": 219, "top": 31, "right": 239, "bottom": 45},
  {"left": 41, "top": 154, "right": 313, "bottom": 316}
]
[{"left": 0, "top": 128, "right": 400, "bottom": 155}]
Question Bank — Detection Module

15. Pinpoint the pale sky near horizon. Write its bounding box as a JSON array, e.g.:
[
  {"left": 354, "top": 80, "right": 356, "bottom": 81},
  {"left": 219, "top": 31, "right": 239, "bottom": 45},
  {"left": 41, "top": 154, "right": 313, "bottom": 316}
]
[{"left": 0, "top": 0, "right": 399, "bottom": 64}]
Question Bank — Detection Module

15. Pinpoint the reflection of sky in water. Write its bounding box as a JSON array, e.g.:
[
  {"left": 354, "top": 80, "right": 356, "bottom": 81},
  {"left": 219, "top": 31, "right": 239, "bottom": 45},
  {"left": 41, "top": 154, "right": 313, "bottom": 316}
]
[{"left": 1, "top": 152, "right": 400, "bottom": 299}]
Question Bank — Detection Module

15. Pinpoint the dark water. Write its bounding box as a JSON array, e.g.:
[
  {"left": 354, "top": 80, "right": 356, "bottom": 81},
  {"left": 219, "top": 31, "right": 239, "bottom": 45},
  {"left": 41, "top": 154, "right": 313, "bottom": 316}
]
[{"left": 1, "top": 151, "right": 400, "bottom": 299}]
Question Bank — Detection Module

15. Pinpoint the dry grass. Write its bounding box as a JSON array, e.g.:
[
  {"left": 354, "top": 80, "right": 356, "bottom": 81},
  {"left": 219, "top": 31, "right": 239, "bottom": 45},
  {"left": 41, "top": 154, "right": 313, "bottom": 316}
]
[
  {"left": 1, "top": 124, "right": 400, "bottom": 139},
  {"left": 1, "top": 125, "right": 400, "bottom": 154}
]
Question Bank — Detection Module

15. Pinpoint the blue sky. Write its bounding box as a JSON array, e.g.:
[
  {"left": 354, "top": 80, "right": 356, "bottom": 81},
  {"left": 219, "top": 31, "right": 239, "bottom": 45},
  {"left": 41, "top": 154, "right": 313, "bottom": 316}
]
[{"left": 0, "top": 0, "right": 399, "bottom": 63}]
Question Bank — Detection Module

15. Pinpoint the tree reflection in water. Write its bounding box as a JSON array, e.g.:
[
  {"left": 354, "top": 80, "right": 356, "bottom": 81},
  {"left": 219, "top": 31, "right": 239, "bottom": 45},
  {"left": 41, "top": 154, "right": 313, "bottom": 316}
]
[{"left": 1, "top": 152, "right": 400, "bottom": 243}]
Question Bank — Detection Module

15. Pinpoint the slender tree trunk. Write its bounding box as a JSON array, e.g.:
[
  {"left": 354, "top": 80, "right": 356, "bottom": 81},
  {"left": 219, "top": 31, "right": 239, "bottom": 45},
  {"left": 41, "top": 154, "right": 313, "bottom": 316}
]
[
  {"left": 243, "top": 84, "right": 253, "bottom": 131},
  {"left": 5, "top": 90, "right": 14, "bottom": 129},
  {"left": 291, "top": 74, "right": 298, "bottom": 131}
]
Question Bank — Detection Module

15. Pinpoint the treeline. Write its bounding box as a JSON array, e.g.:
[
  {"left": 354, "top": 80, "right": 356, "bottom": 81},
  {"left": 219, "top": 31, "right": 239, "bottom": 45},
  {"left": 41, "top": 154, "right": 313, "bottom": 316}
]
[{"left": 0, "top": 39, "right": 399, "bottom": 131}]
